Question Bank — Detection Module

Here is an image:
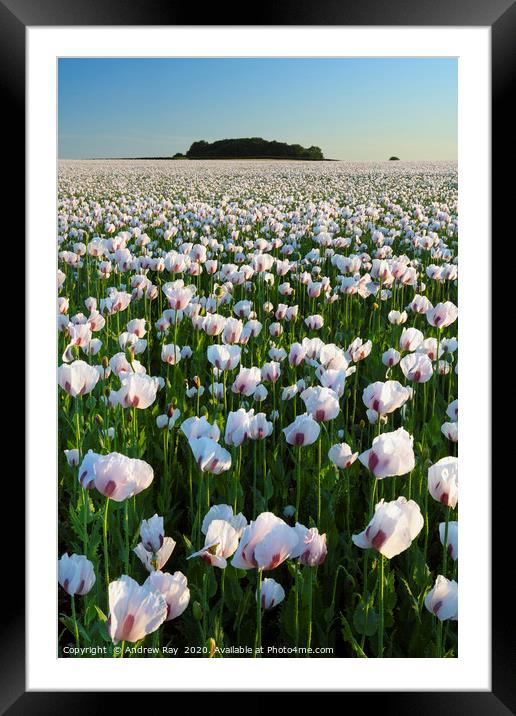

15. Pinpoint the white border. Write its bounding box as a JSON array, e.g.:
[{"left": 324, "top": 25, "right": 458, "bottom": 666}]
[{"left": 27, "top": 26, "right": 490, "bottom": 691}]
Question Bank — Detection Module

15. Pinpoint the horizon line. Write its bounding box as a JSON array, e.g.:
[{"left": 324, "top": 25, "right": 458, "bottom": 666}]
[{"left": 58, "top": 156, "right": 458, "bottom": 162}]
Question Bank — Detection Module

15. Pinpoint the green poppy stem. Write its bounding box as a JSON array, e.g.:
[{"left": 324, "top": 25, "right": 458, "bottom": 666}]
[
  {"left": 442, "top": 506, "right": 451, "bottom": 578},
  {"left": 70, "top": 593, "right": 80, "bottom": 649},
  {"left": 82, "top": 488, "right": 88, "bottom": 556},
  {"left": 124, "top": 499, "right": 129, "bottom": 574},
  {"left": 296, "top": 446, "right": 302, "bottom": 520},
  {"left": 202, "top": 569, "right": 208, "bottom": 644},
  {"left": 254, "top": 569, "right": 262, "bottom": 658},
  {"left": 378, "top": 555, "right": 385, "bottom": 657},
  {"left": 294, "top": 564, "right": 300, "bottom": 650},
  {"left": 103, "top": 496, "right": 110, "bottom": 591},
  {"left": 306, "top": 566, "right": 313, "bottom": 655},
  {"left": 253, "top": 441, "right": 257, "bottom": 516},
  {"left": 317, "top": 436, "right": 322, "bottom": 526}
]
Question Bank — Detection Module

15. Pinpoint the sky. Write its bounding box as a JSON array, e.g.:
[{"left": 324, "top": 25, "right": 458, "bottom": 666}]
[{"left": 58, "top": 58, "right": 457, "bottom": 161}]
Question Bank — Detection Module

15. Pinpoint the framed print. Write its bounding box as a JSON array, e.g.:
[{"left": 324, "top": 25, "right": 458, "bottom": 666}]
[{"left": 1, "top": 0, "right": 511, "bottom": 709}]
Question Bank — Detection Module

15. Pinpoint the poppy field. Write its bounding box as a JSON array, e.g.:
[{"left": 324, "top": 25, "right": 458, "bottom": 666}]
[{"left": 58, "top": 159, "right": 458, "bottom": 659}]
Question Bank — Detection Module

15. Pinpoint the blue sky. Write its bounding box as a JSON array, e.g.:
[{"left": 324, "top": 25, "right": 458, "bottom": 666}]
[{"left": 58, "top": 58, "right": 457, "bottom": 160}]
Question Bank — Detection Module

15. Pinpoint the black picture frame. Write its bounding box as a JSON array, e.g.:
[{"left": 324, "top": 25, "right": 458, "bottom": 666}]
[{"left": 4, "top": 0, "right": 511, "bottom": 710}]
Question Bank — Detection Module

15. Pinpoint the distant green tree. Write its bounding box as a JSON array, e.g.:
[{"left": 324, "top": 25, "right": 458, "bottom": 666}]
[
  {"left": 307, "top": 146, "right": 324, "bottom": 159},
  {"left": 186, "top": 140, "right": 209, "bottom": 157},
  {"left": 389, "top": 156, "right": 400, "bottom": 160},
  {"left": 185, "top": 138, "right": 324, "bottom": 160}
]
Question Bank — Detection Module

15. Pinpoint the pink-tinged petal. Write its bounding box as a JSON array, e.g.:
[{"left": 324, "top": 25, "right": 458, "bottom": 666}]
[{"left": 351, "top": 530, "right": 371, "bottom": 550}]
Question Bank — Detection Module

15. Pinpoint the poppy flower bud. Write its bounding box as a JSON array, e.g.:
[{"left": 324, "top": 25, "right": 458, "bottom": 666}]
[
  {"left": 192, "top": 601, "right": 202, "bottom": 621},
  {"left": 102, "top": 355, "right": 109, "bottom": 370}
]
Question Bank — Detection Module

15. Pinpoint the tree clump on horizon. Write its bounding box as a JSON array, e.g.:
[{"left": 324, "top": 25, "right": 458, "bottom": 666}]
[{"left": 185, "top": 137, "right": 324, "bottom": 160}]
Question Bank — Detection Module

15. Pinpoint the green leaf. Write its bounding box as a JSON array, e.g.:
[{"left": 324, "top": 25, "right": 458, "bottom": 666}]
[
  {"left": 60, "top": 615, "right": 90, "bottom": 643},
  {"left": 253, "top": 489, "right": 267, "bottom": 515},
  {"left": 224, "top": 575, "right": 243, "bottom": 613},
  {"left": 85, "top": 395, "right": 97, "bottom": 410},
  {"left": 353, "top": 600, "right": 378, "bottom": 637},
  {"left": 94, "top": 605, "right": 108, "bottom": 622},
  {"left": 68, "top": 502, "right": 86, "bottom": 545},
  {"left": 412, "top": 548, "right": 431, "bottom": 590},
  {"left": 279, "top": 590, "right": 298, "bottom": 640},
  {"left": 340, "top": 615, "right": 368, "bottom": 657},
  {"left": 385, "top": 570, "right": 397, "bottom": 612},
  {"left": 398, "top": 576, "right": 422, "bottom": 623},
  {"left": 182, "top": 534, "right": 194, "bottom": 554}
]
